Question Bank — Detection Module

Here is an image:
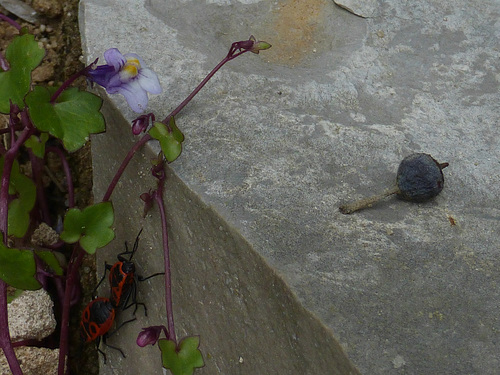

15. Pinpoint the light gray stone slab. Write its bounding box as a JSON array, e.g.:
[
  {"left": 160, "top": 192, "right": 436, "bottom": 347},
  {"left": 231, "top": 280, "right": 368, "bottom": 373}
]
[
  {"left": 80, "top": 0, "right": 500, "bottom": 373},
  {"left": 333, "top": 0, "right": 379, "bottom": 18}
]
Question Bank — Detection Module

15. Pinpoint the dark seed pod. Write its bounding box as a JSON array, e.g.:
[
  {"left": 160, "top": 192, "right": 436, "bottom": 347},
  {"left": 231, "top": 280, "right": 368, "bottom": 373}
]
[
  {"left": 339, "top": 153, "right": 449, "bottom": 214},
  {"left": 396, "top": 153, "right": 449, "bottom": 202}
]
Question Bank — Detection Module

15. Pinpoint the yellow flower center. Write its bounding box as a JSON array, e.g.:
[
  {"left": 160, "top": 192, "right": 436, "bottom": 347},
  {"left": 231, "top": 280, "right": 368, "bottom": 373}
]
[{"left": 122, "top": 57, "right": 141, "bottom": 78}]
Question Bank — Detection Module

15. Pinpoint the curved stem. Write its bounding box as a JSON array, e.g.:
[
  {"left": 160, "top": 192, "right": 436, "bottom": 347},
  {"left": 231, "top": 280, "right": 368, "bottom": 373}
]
[
  {"left": 0, "top": 116, "right": 35, "bottom": 237},
  {"left": 29, "top": 152, "right": 51, "bottom": 225},
  {"left": 46, "top": 146, "right": 75, "bottom": 208},
  {"left": 0, "top": 111, "right": 35, "bottom": 375},
  {"left": 0, "top": 13, "right": 22, "bottom": 72},
  {"left": 0, "top": 281, "right": 23, "bottom": 375},
  {"left": 102, "top": 134, "right": 152, "bottom": 202},
  {"left": 50, "top": 60, "right": 98, "bottom": 104},
  {"left": 104, "top": 47, "right": 251, "bottom": 202},
  {"left": 339, "top": 186, "right": 400, "bottom": 214},
  {"left": 153, "top": 166, "right": 176, "bottom": 343},
  {"left": 161, "top": 57, "right": 229, "bottom": 124},
  {"left": 161, "top": 49, "right": 248, "bottom": 125},
  {"left": 57, "top": 246, "right": 85, "bottom": 375},
  {"left": 0, "top": 14, "right": 21, "bottom": 30}
]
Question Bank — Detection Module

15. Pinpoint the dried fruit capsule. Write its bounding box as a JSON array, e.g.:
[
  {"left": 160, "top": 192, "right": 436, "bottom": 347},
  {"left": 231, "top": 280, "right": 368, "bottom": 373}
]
[
  {"left": 339, "top": 153, "right": 449, "bottom": 214},
  {"left": 396, "top": 153, "right": 448, "bottom": 201}
]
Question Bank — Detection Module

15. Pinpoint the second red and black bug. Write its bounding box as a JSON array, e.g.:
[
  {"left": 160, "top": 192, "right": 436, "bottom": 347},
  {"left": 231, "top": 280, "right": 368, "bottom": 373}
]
[
  {"left": 83, "top": 230, "right": 163, "bottom": 361},
  {"left": 80, "top": 297, "right": 126, "bottom": 362}
]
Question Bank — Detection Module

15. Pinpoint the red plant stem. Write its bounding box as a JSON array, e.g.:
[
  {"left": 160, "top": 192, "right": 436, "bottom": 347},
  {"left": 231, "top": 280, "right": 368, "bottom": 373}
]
[
  {"left": 46, "top": 146, "right": 75, "bottom": 208},
  {"left": 161, "top": 57, "right": 228, "bottom": 124},
  {"left": 104, "top": 48, "right": 251, "bottom": 202},
  {"left": 161, "top": 50, "right": 248, "bottom": 125},
  {"left": 0, "top": 115, "right": 33, "bottom": 375},
  {"left": 29, "top": 153, "right": 51, "bottom": 225},
  {"left": 99, "top": 43, "right": 252, "bottom": 345},
  {"left": 102, "top": 134, "right": 152, "bottom": 202},
  {"left": 153, "top": 169, "right": 176, "bottom": 343},
  {"left": 0, "top": 12, "right": 20, "bottom": 71},
  {"left": 58, "top": 247, "right": 85, "bottom": 375},
  {"left": 0, "top": 158, "right": 14, "bottom": 238},
  {"left": 0, "top": 124, "right": 23, "bottom": 136},
  {"left": 0, "top": 13, "right": 21, "bottom": 30},
  {"left": 49, "top": 60, "right": 98, "bottom": 104},
  {"left": 0, "top": 115, "right": 35, "bottom": 238},
  {"left": 0, "top": 282, "right": 23, "bottom": 375}
]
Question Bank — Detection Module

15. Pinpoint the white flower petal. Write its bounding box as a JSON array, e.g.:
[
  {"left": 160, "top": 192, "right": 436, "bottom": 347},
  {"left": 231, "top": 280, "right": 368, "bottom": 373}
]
[
  {"left": 117, "top": 80, "right": 149, "bottom": 113},
  {"left": 138, "top": 68, "right": 162, "bottom": 94}
]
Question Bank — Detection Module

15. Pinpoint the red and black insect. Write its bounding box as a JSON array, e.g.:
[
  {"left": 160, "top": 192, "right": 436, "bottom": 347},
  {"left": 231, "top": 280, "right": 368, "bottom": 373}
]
[
  {"left": 80, "top": 297, "right": 126, "bottom": 361},
  {"left": 82, "top": 230, "right": 163, "bottom": 361},
  {"left": 96, "top": 230, "right": 163, "bottom": 314}
]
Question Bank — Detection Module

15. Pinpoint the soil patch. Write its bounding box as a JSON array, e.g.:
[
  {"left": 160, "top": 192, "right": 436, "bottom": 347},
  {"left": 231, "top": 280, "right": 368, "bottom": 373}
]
[{"left": 0, "top": 0, "right": 97, "bottom": 373}]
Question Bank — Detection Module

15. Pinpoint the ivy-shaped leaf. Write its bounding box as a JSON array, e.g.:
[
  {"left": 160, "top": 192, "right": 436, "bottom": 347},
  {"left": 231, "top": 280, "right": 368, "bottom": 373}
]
[
  {"left": 0, "top": 32, "right": 45, "bottom": 113},
  {"left": 0, "top": 234, "right": 41, "bottom": 290},
  {"left": 0, "top": 157, "right": 37, "bottom": 238},
  {"left": 148, "top": 117, "right": 184, "bottom": 162},
  {"left": 159, "top": 336, "right": 204, "bottom": 375},
  {"left": 60, "top": 201, "right": 115, "bottom": 254},
  {"left": 25, "top": 86, "right": 105, "bottom": 152},
  {"left": 25, "top": 133, "right": 49, "bottom": 158}
]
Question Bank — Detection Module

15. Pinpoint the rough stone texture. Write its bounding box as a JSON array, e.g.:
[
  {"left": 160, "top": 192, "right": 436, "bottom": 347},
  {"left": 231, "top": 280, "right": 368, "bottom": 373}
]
[
  {"left": 0, "top": 346, "right": 59, "bottom": 375},
  {"left": 8, "top": 289, "right": 57, "bottom": 341},
  {"left": 333, "top": 0, "right": 379, "bottom": 18},
  {"left": 80, "top": 0, "right": 500, "bottom": 374},
  {"left": 31, "top": 222, "right": 59, "bottom": 246},
  {"left": 0, "top": 0, "right": 39, "bottom": 23},
  {"left": 89, "top": 97, "right": 360, "bottom": 375}
]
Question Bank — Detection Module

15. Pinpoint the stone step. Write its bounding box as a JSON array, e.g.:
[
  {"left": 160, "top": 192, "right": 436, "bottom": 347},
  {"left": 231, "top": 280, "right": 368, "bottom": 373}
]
[{"left": 80, "top": 0, "right": 500, "bottom": 373}]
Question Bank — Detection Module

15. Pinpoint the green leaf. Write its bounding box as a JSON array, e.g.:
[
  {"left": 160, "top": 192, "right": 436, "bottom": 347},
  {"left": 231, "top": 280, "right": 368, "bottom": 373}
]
[
  {"left": 168, "top": 116, "right": 185, "bottom": 143},
  {"left": 25, "top": 133, "right": 49, "bottom": 158},
  {"left": 148, "top": 118, "right": 184, "bottom": 162},
  {"left": 0, "top": 157, "right": 37, "bottom": 238},
  {"left": 0, "top": 234, "right": 41, "bottom": 290},
  {"left": 160, "top": 336, "right": 204, "bottom": 375},
  {"left": 35, "top": 250, "right": 64, "bottom": 276},
  {"left": 0, "top": 33, "right": 45, "bottom": 113},
  {"left": 60, "top": 201, "right": 115, "bottom": 254},
  {"left": 9, "top": 172, "right": 36, "bottom": 237},
  {"left": 25, "top": 86, "right": 105, "bottom": 152},
  {"left": 8, "top": 199, "right": 31, "bottom": 238}
]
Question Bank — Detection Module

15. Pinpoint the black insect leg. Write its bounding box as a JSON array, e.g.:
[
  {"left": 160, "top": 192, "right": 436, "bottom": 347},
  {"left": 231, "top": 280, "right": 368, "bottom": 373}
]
[
  {"left": 92, "top": 262, "right": 113, "bottom": 296},
  {"left": 102, "top": 334, "right": 126, "bottom": 360}
]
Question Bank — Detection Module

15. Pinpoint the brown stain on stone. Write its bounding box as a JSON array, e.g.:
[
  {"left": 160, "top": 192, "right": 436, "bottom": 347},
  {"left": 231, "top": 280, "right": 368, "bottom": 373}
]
[{"left": 266, "top": 0, "right": 330, "bottom": 65}]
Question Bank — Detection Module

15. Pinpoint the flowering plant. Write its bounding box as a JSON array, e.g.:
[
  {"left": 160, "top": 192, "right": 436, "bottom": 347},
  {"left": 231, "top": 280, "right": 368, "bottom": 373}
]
[
  {"left": 87, "top": 48, "right": 162, "bottom": 113},
  {"left": 0, "top": 11, "right": 270, "bottom": 375}
]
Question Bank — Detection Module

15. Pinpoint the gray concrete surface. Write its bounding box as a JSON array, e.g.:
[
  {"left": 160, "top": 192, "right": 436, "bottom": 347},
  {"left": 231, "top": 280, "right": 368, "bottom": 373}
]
[{"left": 80, "top": 0, "right": 500, "bottom": 374}]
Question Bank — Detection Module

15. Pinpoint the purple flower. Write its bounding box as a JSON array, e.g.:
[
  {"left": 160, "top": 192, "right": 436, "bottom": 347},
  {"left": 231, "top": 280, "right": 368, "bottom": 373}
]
[
  {"left": 137, "top": 326, "right": 167, "bottom": 347},
  {"left": 88, "top": 48, "right": 162, "bottom": 113}
]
